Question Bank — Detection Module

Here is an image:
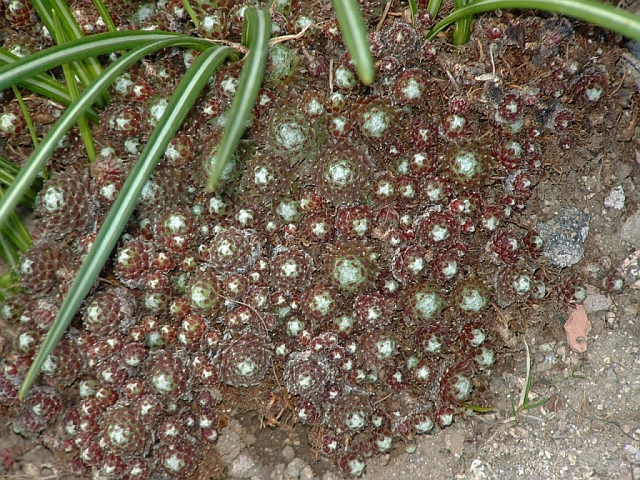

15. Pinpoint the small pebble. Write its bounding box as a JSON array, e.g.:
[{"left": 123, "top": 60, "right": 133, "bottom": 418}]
[
  {"left": 604, "top": 185, "right": 625, "bottom": 210},
  {"left": 619, "top": 251, "right": 640, "bottom": 288},
  {"left": 282, "top": 445, "right": 295, "bottom": 462},
  {"left": 300, "top": 465, "right": 315, "bottom": 480},
  {"left": 286, "top": 458, "right": 307, "bottom": 479},
  {"left": 467, "top": 459, "right": 497, "bottom": 480},
  {"left": 621, "top": 209, "right": 640, "bottom": 248},
  {"left": 537, "top": 206, "right": 590, "bottom": 268},
  {"left": 22, "top": 464, "right": 41, "bottom": 478},
  {"left": 627, "top": 444, "right": 640, "bottom": 465},
  {"left": 583, "top": 292, "right": 612, "bottom": 312},
  {"left": 228, "top": 453, "right": 258, "bottom": 479}
]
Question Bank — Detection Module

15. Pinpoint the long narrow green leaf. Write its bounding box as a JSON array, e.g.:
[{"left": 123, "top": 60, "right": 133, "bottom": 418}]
[
  {"left": 332, "top": 0, "right": 375, "bottom": 85},
  {"left": 48, "top": 0, "right": 108, "bottom": 97},
  {"left": 0, "top": 38, "right": 199, "bottom": 234},
  {"left": 30, "top": 0, "right": 106, "bottom": 106},
  {"left": 4, "top": 212, "right": 31, "bottom": 253},
  {"left": 0, "top": 156, "right": 38, "bottom": 205},
  {"left": 0, "top": 183, "right": 30, "bottom": 264},
  {"left": 90, "top": 0, "right": 117, "bottom": 32},
  {"left": 206, "top": 8, "right": 271, "bottom": 191},
  {"left": 28, "top": 0, "right": 55, "bottom": 33},
  {"left": 52, "top": 9, "right": 96, "bottom": 162},
  {"left": 32, "top": 0, "right": 106, "bottom": 80},
  {"left": 0, "top": 31, "right": 213, "bottom": 92},
  {"left": 0, "top": 271, "right": 21, "bottom": 303},
  {"left": 19, "top": 45, "right": 235, "bottom": 400},
  {"left": 409, "top": 0, "right": 419, "bottom": 20},
  {"left": 12, "top": 86, "right": 39, "bottom": 147},
  {"left": 181, "top": 0, "right": 200, "bottom": 28},
  {"left": 427, "top": 0, "right": 444, "bottom": 17},
  {"left": 452, "top": 0, "right": 474, "bottom": 45},
  {"left": 0, "top": 48, "right": 99, "bottom": 122},
  {"left": 427, "top": 0, "right": 640, "bottom": 41},
  {"left": 0, "top": 231, "right": 18, "bottom": 267}
]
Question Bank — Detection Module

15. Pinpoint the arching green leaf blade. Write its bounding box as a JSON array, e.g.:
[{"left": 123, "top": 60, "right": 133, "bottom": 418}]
[
  {"left": 0, "top": 48, "right": 99, "bottom": 122},
  {"left": 31, "top": 0, "right": 107, "bottom": 106},
  {"left": 19, "top": 44, "right": 236, "bottom": 400},
  {"left": 0, "top": 31, "right": 213, "bottom": 92},
  {"left": 427, "top": 0, "right": 640, "bottom": 42},
  {"left": 0, "top": 38, "right": 191, "bottom": 235},
  {"left": 206, "top": 8, "right": 271, "bottom": 191},
  {"left": 332, "top": 0, "right": 375, "bottom": 85}
]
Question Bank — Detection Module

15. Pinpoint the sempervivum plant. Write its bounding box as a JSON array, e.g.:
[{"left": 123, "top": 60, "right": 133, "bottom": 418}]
[
  {"left": 17, "top": 242, "right": 66, "bottom": 295},
  {"left": 100, "top": 405, "right": 150, "bottom": 455},
  {"left": 34, "top": 170, "right": 93, "bottom": 239},
  {"left": 0, "top": 0, "right": 638, "bottom": 478},
  {"left": 219, "top": 334, "right": 272, "bottom": 388},
  {"left": 284, "top": 351, "right": 332, "bottom": 399},
  {"left": 312, "top": 141, "right": 372, "bottom": 204}
]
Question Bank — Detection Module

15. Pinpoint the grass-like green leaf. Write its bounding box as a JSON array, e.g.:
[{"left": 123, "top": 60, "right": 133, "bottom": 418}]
[
  {"left": 0, "top": 48, "right": 99, "bottom": 122},
  {"left": 0, "top": 271, "right": 22, "bottom": 302},
  {"left": 0, "top": 37, "right": 203, "bottom": 235},
  {"left": 332, "top": 0, "right": 375, "bottom": 86},
  {"left": 30, "top": 0, "right": 108, "bottom": 107},
  {"left": 409, "top": 0, "right": 419, "bottom": 20},
  {"left": 461, "top": 402, "right": 497, "bottom": 413},
  {"left": 0, "top": 233, "right": 19, "bottom": 268},
  {"left": 427, "top": 0, "right": 445, "bottom": 18},
  {"left": 0, "top": 272, "right": 21, "bottom": 302},
  {"left": 11, "top": 86, "right": 39, "bottom": 147},
  {"left": 2, "top": 209, "right": 31, "bottom": 254},
  {"left": 52, "top": 9, "right": 96, "bottom": 162},
  {"left": 427, "top": 0, "right": 640, "bottom": 42},
  {"left": 0, "top": 160, "right": 32, "bottom": 266},
  {"left": 0, "top": 208, "right": 31, "bottom": 266},
  {"left": 48, "top": 0, "right": 106, "bottom": 83},
  {"left": 0, "top": 156, "right": 38, "bottom": 205},
  {"left": 181, "top": 0, "right": 200, "bottom": 28},
  {"left": 90, "top": 0, "right": 118, "bottom": 32},
  {"left": 19, "top": 44, "right": 236, "bottom": 400},
  {"left": 452, "top": 0, "right": 475, "bottom": 45},
  {"left": 0, "top": 31, "right": 213, "bottom": 92},
  {"left": 206, "top": 8, "right": 271, "bottom": 191}
]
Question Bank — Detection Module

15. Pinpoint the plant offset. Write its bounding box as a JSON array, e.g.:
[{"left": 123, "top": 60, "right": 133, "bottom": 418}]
[{"left": 0, "top": 0, "right": 634, "bottom": 478}]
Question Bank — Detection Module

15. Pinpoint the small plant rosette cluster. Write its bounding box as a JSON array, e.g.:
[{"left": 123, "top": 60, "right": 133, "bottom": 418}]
[{"left": 0, "top": 0, "right": 636, "bottom": 478}]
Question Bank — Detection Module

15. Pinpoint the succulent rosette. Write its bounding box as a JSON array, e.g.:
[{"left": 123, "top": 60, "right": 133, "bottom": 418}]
[{"left": 219, "top": 335, "right": 272, "bottom": 388}]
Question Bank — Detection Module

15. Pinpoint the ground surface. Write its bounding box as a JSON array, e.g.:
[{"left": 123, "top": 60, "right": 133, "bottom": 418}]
[{"left": 3, "top": 3, "right": 640, "bottom": 480}]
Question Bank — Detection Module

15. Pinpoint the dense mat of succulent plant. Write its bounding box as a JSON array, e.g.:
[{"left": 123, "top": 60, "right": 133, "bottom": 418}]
[{"left": 0, "top": 0, "right": 626, "bottom": 478}]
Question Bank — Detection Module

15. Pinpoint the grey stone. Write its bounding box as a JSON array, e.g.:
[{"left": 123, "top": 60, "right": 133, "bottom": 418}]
[
  {"left": 322, "top": 472, "right": 341, "bottom": 480},
  {"left": 627, "top": 444, "right": 640, "bottom": 465},
  {"left": 466, "top": 459, "right": 497, "bottom": 480},
  {"left": 537, "top": 206, "right": 590, "bottom": 268},
  {"left": 228, "top": 453, "right": 259, "bottom": 479},
  {"left": 604, "top": 185, "right": 625, "bottom": 210},
  {"left": 619, "top": 250, "right": 640, "bottom": 288},
  {"left": 621, "top": 209, "right": 640, "bottom": 249},
  {"left": 300, "top": 465, "right": 315, "bottom": 480},
  {"left": 286, "top": 458, "right": 307, "bottom": 479},
  {"left": 216, "top": 425, "right": 244, "bottom": 464},
  {"left": 282, "top": 445, "right": 295, "bottom": 462},
  {"left": 584, "top": 292, "right": 612, "bottom": 312}
]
